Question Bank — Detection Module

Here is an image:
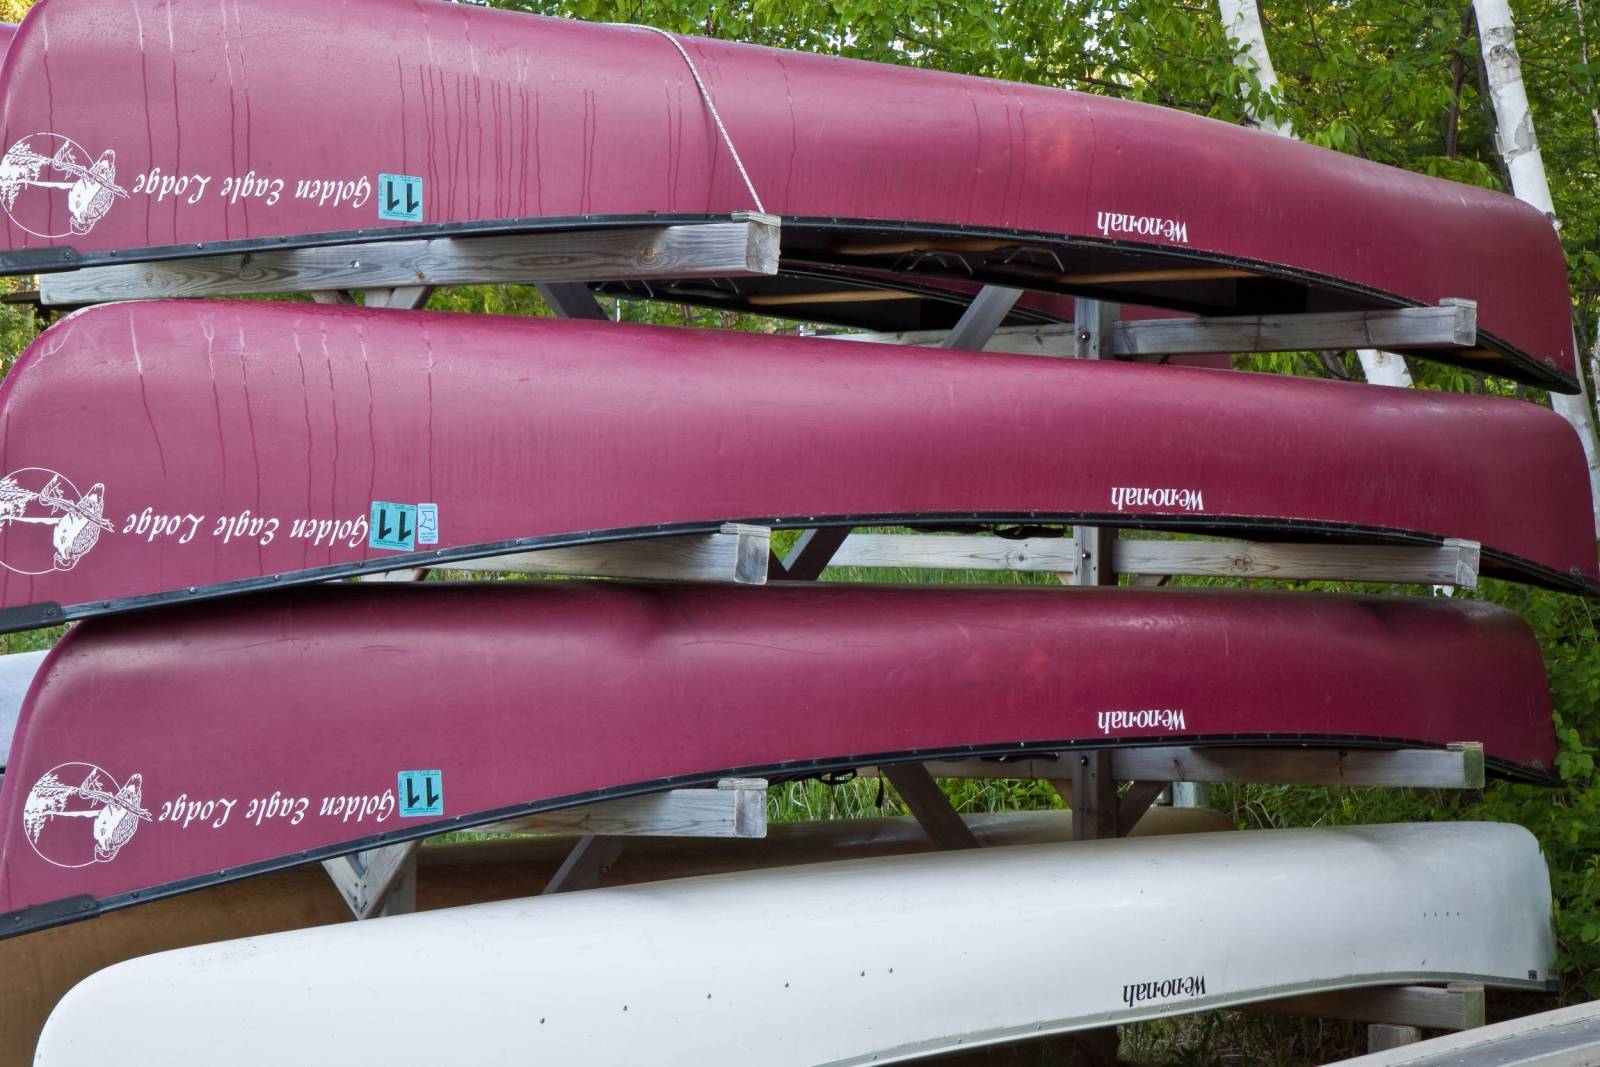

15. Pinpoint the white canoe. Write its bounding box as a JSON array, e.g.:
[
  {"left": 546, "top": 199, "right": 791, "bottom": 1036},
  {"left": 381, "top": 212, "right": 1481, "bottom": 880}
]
[{"left": 36, "top": 822, "right": 1554, "bottom": 1066}]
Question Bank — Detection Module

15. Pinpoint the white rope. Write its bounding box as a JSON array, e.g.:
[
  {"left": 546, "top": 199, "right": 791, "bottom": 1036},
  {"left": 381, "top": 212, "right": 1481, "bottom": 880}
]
[{"left": 612, "top": 24, "right": 766, "bottom": 214}]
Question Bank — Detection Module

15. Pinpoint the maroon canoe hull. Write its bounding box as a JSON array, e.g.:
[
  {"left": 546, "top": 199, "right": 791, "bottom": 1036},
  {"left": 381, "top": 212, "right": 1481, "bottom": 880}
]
[
  {"left": 0, "top": 0, "right": 1574, "bottom": 387},
  {"left": 0, "top": 581, "right": 1556, "bottom": 936},
  {"left": 0, "top": 301, "right": 1591, "bottom": 633}
]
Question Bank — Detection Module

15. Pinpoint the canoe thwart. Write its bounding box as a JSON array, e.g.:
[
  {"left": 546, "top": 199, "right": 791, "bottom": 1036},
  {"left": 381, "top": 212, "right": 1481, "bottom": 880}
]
[
  {"left": 829, "top": 533, "right": 1481, "bottom": 588},
  {"left": 37, "top": 216, "right": 782, "bottom": 304},
  {"left": 873, "top": 743, "right": 1488, "bottom": 790},
  {"left": 1253, "top": 982, "right": 1487, "bottom": 1032},
  {"left": 445, "top": 524, "right": 771, "bottom": 585},
  {"left": 479, "top": 779, "right": 770, "bottom": 840}
]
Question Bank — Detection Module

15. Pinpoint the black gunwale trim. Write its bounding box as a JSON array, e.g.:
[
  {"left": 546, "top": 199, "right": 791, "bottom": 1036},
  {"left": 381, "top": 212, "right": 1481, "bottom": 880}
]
[
  {"left": 6, "top": 212, "right": 1572, "bottom": 392},
  {"left": 5, "top": 510, "right": 1592, "bottom": 636},
  {"left": 0, "top": 733, "right": 1552, "bottom": 941}
]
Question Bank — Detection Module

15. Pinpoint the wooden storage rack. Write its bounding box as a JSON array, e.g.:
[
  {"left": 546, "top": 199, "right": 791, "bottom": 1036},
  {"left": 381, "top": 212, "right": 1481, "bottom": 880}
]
[{"left": 41, "top": 215, "right": 1505, "bottom": 1053}]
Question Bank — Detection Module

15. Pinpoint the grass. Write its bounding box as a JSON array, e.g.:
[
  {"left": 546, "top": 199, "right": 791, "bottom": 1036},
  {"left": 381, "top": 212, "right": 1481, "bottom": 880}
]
[{"left": 769, "top": 774, "right": 1065, "bottom": 823}]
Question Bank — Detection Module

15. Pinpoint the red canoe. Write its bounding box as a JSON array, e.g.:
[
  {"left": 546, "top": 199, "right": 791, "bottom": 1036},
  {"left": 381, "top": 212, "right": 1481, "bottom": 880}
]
[
  {"left": 0, "top": 300, "right": 1591, "bottom": 634},
  {"left": 0, "top": 581, "right": 1556, "bottom": 936},
  {"left": 0, "top": 0, "right": 1574, "bottom": 388}
]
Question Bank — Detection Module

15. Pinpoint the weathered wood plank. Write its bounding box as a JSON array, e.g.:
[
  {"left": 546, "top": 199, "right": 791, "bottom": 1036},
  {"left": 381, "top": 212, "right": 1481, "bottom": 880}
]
[
  {"left": 941, "top": 285, "right": 1024, "bottom": 351},
  {"left": 867, "top": 743, "right": 1486, "bottom": 789},
  {"left": 829, "top": 533, "right": 1064, "bottom": 571},
  {"left": 827, "top": 533, "right": 1479, "bottom": 588},
  {"left": 482, "top": 779, "right": 768, "bottom": 839},
  {"left": 883, "top": 764, "right": 979, "bottom": 850},
  {"left": 1111, "top": 744, "right": 1487, "bottom": 788},
  {"left": 1116, "top": 300, "right": 1477, "bottom": 356},
  {"left": 1253, "top": 983, "right": 1486, "bottom": 1032},
  {"left": 320, "top": 841, "right": 419, "bottom": 919},
  {"left": 541, "top": 835, "right": 629, "bottom": 895},
  {"left": 1065, "top": 752, "right": 1118, "bottom": 840},
  {"left": 1368, "top": 1025, "right": 1425, "bottom": 1053},
  {"left": 1117, "top": 781, "right": 1169, "bottom": 836},
  {"left": 443, "top": 523, "right": 770, "bottom": 585},
  {"left": 828, "top": 303, "right": 1477, "bottom": 357},
  {"left": 40, "top": 216, "right": 781, "bottom": 303},
  {"left": 1117, "top": 536, "right": 1480, "bottom": 588}
]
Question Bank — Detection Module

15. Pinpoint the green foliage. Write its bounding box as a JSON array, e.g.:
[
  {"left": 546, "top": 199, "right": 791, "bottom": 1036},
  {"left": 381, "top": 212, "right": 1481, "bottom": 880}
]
[{"left": 769, "top": 773, "right": 1064, "bottom": 823}]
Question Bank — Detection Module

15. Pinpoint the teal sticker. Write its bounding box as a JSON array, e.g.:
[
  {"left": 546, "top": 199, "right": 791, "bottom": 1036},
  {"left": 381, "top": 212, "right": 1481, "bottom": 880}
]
[
  {"left": 398, "top": 770, "right": 443, "bottom": 817},
  {"left": 378, "top": 173, "right": 423, "bottom": 222},
  {"left": 369, "top": 501, "right": 417, "bottom": 551},
  {"left": 417, "top": 502, "right": 439, "bottom": 545}
]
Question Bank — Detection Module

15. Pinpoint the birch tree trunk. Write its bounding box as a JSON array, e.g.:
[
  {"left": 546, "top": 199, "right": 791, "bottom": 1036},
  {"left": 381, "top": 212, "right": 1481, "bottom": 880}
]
[
  {"left": 1476, "top": 0, "right": 1600, "bottom": 532},
  {"left": 1217, "top": 0, "right": 1413, "bottom": 389},
  {"left": 1216, "top": 0, "right": 1291, "bottom": 137}
]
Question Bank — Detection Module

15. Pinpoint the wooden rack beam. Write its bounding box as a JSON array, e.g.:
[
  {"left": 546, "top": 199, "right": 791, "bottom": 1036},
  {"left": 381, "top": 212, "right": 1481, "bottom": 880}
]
[
  {"left": 1253, "top": 983, "right": 1486, "bottom": 1032},
  {"left": 1116, "top": 301, "right": 1477, "bottom": 355},
  {"left": 940, "top": 285, "right": 1025, "bottom": 351},
  {"left": 321, "top": 841, "right": 418, "bottom": 920},
  {"left": 542, "top": 834, "right": 630, "bottom": 895},
  {"left": 322, "top": 779, "right": 767, "bottom": 914},
  {"left": 1116, "top": 536, "right": 1479, "bottom": 587},
  {"left": 828, "top": 533, "right": 1480, "bottom": 588},
  {"left": 829, "top": 301, "right": 1477, "bottom": 358},
  {"left": 442, "top": 523, "right": 770, "bottom": 585},
  {"left": 882, "top": 764, "right": 979, "bottom": 850},
  {"left": 39, "top": 214, "right": 780, "bottom": 304},
  {"left": 480, "top": 779, "right": 768, "bottom": 839},
  {"left": 865, "top": 743, "right": 1486, "bottom": 790}
]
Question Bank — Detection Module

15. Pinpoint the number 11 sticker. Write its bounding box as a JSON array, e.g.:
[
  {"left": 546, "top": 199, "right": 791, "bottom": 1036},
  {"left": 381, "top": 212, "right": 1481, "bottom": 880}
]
[{"left": 368, "top": 501, "right": 416, "bottom": 552}]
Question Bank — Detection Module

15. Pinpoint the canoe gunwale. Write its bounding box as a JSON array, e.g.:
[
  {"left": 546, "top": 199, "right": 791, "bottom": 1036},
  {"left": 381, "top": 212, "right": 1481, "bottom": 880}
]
[
  {"left": 11, "top": 212, "right": 1570, "bottom": 391},
  {"left": 0, "top": 735, "right": 1555, "bottom": 942},
  {"left": 2, "top": 511, "right": 1591, "bottom": 637}
]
